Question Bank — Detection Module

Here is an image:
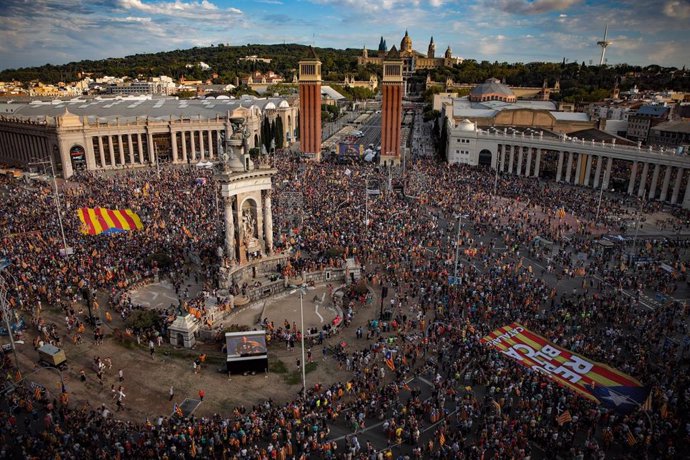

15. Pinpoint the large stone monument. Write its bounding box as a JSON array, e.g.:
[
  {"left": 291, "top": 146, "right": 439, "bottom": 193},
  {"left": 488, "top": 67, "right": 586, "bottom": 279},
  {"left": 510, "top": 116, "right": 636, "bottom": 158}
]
[{"left": 216, "top": 116, "right": 277, "bottom": 289}]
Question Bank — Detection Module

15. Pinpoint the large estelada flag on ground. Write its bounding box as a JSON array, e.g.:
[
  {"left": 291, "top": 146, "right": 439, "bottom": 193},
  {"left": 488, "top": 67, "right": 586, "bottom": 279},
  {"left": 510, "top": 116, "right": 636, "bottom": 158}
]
[
  {"left": 77, "top": 207, "right": 144, "bottom": 235},
  {"left": 481, "top": 323, "right": 648, "bottom": 411}
]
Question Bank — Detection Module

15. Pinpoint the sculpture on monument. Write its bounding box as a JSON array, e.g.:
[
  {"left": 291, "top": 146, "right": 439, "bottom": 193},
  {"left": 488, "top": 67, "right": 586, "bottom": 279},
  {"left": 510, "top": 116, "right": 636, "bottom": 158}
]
[
  {"left": 241, "top": 202, "right": 260, "bottom": 252},
  {"left": 217, "top": 117, "right": 248, "bottom": 174}
]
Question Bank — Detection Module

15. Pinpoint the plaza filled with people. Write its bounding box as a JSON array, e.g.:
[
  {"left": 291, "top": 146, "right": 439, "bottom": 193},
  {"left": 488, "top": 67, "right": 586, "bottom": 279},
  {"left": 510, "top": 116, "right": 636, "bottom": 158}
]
[{"left": 1, "top": 151, "right": 689, "bottom": 459}]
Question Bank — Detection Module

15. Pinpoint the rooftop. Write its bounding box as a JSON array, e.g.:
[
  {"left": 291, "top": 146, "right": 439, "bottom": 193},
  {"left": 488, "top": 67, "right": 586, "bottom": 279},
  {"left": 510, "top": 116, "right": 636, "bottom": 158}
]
[
  {"left": 650, "top": 120, "right": 690, "bottom": 134},
  {"left": 470, "top": 78, "right": 514, "bottom": 98},
  {"left": 635, "top": 105, "right": 670, "bottom": 117},
  {"left": 568, "top": 128, "right": 636, "bottom": 145},
  {"left": 321, "top": 86, "right": 345, "bottom": 101},
  {"left": 0, "top": 96, "right": 291, "bottom": 123}
]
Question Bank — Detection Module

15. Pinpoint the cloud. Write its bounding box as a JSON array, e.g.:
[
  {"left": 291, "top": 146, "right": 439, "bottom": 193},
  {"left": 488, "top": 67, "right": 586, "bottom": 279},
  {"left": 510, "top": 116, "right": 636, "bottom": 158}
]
[
  {"left": 112, "top": 16, "right": 152, "bottom": 22},
  {"left": 312, "top": 0, "right": 449, "bottom": 13},
  {"left": 1, "top": 0, "right": 689, "bottom": 70},
  {"left": 663, "top": 0, "right": 690, "bottom": 18},
  {"left": 117, "top": 0, "right": 243, "bottom": 18},
  {"left": 492, "top": 0, "right": 582, "bottom": 14}
]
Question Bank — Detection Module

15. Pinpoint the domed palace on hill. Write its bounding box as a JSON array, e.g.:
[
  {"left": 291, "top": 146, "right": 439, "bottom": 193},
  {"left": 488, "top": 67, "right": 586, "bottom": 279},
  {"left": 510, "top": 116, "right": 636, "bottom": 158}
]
[{"left": 357, "top": 31, "right": 462, "bottom": 75}]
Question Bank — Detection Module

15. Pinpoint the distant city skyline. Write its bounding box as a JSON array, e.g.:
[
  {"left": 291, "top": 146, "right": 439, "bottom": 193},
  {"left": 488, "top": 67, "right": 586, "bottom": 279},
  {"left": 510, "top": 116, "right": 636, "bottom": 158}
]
[{"left": 1, "top": 0, "right": 689, "bottom": 71}]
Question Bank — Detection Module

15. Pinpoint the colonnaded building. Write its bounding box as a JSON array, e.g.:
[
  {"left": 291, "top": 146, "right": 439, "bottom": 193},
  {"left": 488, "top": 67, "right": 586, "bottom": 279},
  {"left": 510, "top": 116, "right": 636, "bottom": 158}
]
[
  {"left": 446, "top": 119, "right": 690, "bottom": 209},
  {"left": 0, "top": 96, "right": 298, "bottom": 178}
]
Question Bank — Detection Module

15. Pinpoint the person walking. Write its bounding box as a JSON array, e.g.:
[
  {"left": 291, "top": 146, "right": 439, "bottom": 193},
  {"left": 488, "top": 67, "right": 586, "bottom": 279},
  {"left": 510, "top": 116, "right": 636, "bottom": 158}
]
[
  {"left": 149, "top": 340, "right": 155, "bottom": 359},
  {"left": 169, "top": 386, "right": 174, "bottom": 401},
  {"left": 118, "top": 368, "right": 124, "bottom": 382},
  {"left": 116, "top": 387, "right": 126, "bottom": 411},
  {"left": 198, "top": 389, "right": 205, "bottom": 401}
]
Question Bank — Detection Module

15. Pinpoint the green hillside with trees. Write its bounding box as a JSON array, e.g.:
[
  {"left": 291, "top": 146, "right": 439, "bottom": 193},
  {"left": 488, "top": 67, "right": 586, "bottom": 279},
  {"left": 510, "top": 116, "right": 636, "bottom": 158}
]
[
  {"left": 1, "top": 43, "right": 687, "bottom": 101},
  {"left": 0, "top": 44, "right": 366, "bottom": 85}
]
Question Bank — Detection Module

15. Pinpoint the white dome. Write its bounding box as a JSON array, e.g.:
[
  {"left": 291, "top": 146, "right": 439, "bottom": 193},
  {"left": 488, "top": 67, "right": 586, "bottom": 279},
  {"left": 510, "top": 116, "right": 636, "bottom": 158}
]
[{"left": 457, "top": 119, "right": 475, "bottom": 132}]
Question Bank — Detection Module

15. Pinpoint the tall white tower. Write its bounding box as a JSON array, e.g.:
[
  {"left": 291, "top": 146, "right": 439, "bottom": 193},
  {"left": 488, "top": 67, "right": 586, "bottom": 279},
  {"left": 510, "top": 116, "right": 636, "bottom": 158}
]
[{"left": 597, "top": 24, "right": 612, "bottom": 66}]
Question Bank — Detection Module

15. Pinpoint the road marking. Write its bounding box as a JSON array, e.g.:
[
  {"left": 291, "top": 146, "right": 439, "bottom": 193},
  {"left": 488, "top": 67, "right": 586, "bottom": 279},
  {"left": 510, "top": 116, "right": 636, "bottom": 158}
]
[
  {"left": 314, "top": 303, "right": 324, "bottom": 323},
  {"left": 593, "top": 276, "right": 654, "bottom": 310},
  {"left": 417, "top": 376, "right": 434, "bottom": 387}
]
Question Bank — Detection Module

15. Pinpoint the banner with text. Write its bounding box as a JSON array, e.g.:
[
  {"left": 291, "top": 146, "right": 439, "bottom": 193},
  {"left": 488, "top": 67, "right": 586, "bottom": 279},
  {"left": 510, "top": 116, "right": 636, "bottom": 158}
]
[{"left": 481, "top": 323, "right": 644, "bottom": 403}]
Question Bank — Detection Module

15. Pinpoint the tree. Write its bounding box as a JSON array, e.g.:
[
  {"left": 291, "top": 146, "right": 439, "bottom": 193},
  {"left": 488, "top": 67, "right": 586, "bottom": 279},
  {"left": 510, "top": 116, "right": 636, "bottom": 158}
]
[
  {"left": 275, "top": 116, "right": 284, "bottom": 149},
  {"left": 270, "top": 119, "right": 276, "bottom": 147},
  {"left": 439, "top": 116, "right": 448, "bottom": 162},
  {"left": 124, "top": 310, "right": 162, "bottom": 332},
  {"left": 295, "top": 115, "right": 300, "bottom": 141},
  {"left": 261, "top": 117, "right": 271, "bottom": 153}
]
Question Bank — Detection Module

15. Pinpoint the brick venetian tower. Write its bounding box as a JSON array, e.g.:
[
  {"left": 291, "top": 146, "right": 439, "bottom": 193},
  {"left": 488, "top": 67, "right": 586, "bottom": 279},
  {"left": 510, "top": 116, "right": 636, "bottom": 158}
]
[
  {"left": 298, "top": 46, "right": 322, "bottom": 160},
  {"left": 380, "top": 46, "right": 403, "bottom": 166}
]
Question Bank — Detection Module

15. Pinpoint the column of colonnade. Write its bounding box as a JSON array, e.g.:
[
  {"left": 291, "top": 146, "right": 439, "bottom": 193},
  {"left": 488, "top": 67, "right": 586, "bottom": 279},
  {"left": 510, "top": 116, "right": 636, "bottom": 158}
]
[
  {"left": 659, "top": 166, "right": 672, "bottom": 202},
  {"left": 495, "top": 144, "right": 542, "bottom": 178},
  {"left": 83, "top": 128, "right": 220, "bottom": 168},
  {"left": 623, "top": 160, "right": 690, "bottom": 207},
  {"left": 171, "top": 128, "right": 221, "bottom": 163},
  {"left": 6, "top": 131, "right": 30, "bottom": 164},
  {"left": 492, "top": 146, "right": 690, "bottom": 208}
]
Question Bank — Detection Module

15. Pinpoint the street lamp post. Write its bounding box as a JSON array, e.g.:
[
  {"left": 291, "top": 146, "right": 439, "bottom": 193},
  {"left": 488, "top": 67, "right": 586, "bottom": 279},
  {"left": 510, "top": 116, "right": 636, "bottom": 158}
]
[
  {"left": 299, "top": 290, "right": 306, "bottom": 394},
  {"left": 630, "top": 195, "right": 645, "bottom": 267},
  {"left": 595, "top": 180, "right": 605, "bottom": 223},
  {"left": 0, "top": 272, "right": 21, "bottom": 372},
  {"left": 289, "top": 284, "right": 311, "bottom": 396},
  {"left": 453, "top": 215, "right": 463, "bottom": 281},
  {"left": 154, "top": 143, "right": 161, "bottom": 179},
  {"left": 493, "top": 161, "right": 499, "bottom": 196},
  {"left": 365, "top": 178, "right": 369, "bottom": 227},
  {"left": 30, "top": 155, "right": 70, "bottom": 257}
]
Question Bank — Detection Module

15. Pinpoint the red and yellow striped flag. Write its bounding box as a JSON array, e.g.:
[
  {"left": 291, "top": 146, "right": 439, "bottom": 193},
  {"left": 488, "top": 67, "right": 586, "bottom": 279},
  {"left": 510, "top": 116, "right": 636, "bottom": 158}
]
[
  {"left": 77, "top": 208, "right": 143, "bottom": 235},
  {"left": 626, "top": 431, "right": 637, "bottom": 446},
  {"left": 385, "top": 358, "right": 395, "bottom": 371},
  {"left": 481, "top": 323, "right": 644, "bottom": 403},
  {"left": 557, "top": 410, "right": 572, "bottom": 425}
]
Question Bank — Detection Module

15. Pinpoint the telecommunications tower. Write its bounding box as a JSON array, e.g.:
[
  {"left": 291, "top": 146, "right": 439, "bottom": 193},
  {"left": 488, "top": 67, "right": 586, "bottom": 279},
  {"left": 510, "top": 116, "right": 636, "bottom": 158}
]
[{"left": 597, "top": 24, "right": 612, "bottom": 66}]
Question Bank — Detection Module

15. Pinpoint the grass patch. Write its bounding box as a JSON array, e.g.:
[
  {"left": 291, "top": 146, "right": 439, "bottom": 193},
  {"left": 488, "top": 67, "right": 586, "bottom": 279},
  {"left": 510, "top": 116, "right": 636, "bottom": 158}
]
[
  {"left": 114, "top": 339, "right": 138, "bottom": 350},
  {"left": 283, "top": 361, "right": 318, "bottom": 385},
  {"left": 269, "top": 358, "right": 288, "bottom": 374}
]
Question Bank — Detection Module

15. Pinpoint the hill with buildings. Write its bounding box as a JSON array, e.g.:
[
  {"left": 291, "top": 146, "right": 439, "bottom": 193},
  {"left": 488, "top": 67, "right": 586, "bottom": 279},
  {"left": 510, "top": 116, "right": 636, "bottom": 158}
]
[
  {"left": 0, "top": 44, "right": 368, "bottom": 86},
  {"left": 0, "top": 43, "right": 688, "bottom": 102}
]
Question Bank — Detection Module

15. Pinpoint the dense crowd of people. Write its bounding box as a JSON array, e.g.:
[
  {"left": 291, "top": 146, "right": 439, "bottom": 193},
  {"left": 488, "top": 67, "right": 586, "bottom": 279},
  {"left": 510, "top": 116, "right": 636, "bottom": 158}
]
[{"left": 1, "top": 152, "right": 690, "bottom": 459}]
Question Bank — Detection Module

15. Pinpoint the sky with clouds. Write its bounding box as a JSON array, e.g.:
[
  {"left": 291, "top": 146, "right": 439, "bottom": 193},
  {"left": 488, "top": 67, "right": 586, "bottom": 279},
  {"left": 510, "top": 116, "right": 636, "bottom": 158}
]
[{"left": 1, "top": 0, "right": 688, "bottom": 71}]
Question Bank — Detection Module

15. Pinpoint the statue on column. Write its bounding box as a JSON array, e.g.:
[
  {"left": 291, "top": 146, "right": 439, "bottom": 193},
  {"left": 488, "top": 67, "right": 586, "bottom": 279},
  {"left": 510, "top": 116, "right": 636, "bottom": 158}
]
[{"left": 217, "top": 117, "right": 246, "bottom": 173}]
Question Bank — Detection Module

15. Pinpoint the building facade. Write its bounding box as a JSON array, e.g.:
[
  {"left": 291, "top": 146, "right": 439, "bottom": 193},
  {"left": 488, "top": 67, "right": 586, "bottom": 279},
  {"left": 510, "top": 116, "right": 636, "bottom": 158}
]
[
  {"left": 0, "top": 97, "right": 297, "bottom": 178},
  {"left": 445, "top": 119, "right": 690, "bottom": 209},
  {"left": 438, "top": 84, "right": 593, "bottom": 134},
  {"left": 358, "top": 31, "right": 462, "bottom": 74},
  {"left": 627, "top": 105, "right": 671, "bottom": 142},
  {"left": 648, "top": 120, "right": 690, "bottom": 150}
]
